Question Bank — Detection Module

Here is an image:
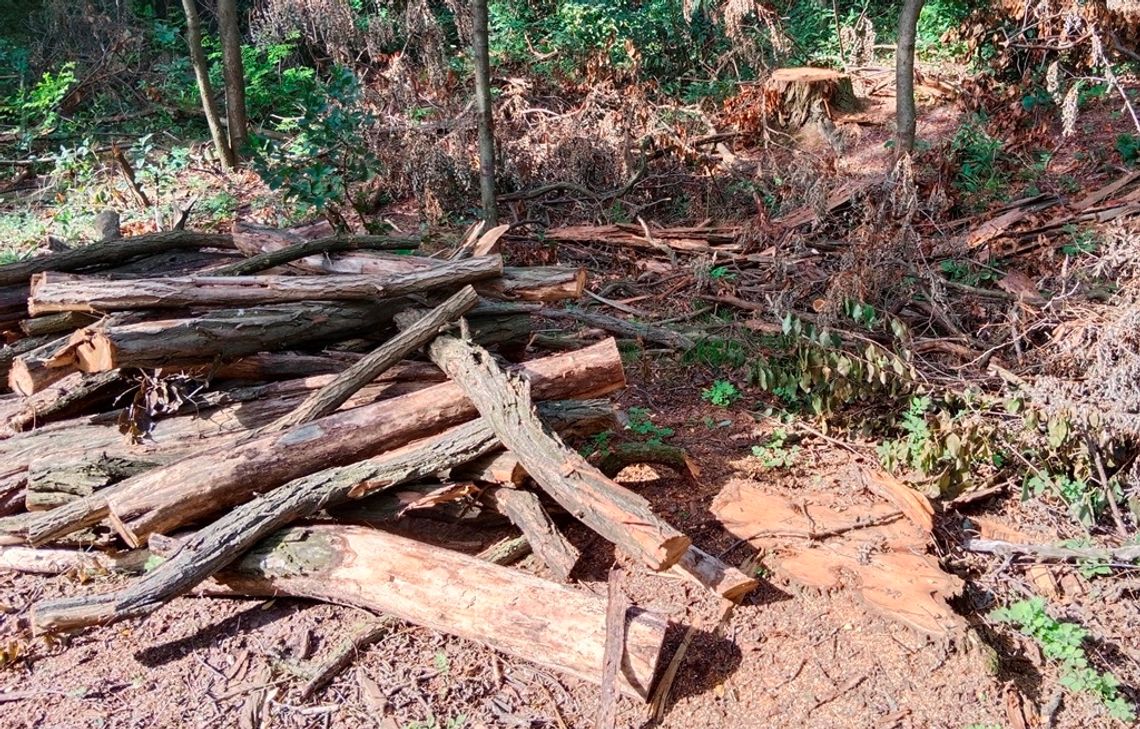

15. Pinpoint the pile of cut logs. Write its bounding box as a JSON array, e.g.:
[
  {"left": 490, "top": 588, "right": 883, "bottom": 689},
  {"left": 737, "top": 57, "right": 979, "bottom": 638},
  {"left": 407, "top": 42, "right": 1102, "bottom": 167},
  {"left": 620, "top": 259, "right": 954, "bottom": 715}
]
[{"left": 0, "top": 220, "right": 756, "bottom": 701}]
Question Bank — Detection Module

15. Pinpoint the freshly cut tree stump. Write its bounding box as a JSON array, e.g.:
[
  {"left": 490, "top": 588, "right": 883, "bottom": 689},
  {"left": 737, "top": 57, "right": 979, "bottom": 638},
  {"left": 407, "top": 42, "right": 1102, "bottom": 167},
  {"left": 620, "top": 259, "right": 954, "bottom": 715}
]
[
  {"left": 764, "top": 67, "right": 858, "bottom": 129},
  {"left": 34, "top": 525, "right": 669, "bottom": 699}
]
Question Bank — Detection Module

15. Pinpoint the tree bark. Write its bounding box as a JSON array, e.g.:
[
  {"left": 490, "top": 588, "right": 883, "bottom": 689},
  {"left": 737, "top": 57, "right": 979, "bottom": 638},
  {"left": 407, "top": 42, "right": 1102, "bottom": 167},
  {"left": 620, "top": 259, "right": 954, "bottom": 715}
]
[
  {"left": 0, "top": 231, "right": 234, "bottom": 287},
  {"left": 472, "top": 0, "right": 497, "bottom": 225},
  {"left": 415, "top": 332, "right": 689, "bottom": 571},
  {"left": 100, "top": 339, "right": 625, "bottom": 547},
  {"left": 27, "top": 256, "right": 502, "bottom": 314},
  {"left": 266, "top": 286, "right": 478, "bottom": 432},
  {"left": 52, "top": 302, "right": 395, "bottom": 374},
  {"left": 28, "top": 401, "right": 606, "bottom": 629},
  {"left": 180, "top": 0, "right": 235, "bottom": 169},
  {"left": 33, "top": 525, "right": 668, "bottom": 699},
  {"left": 895, "top": 0, "right": 926, "bottom": 155},
  {"left": 3, "top": 370, "right": 125, "bottom": 433},
  {"left": 483, "top": 487, "right": 579, "bottom": 581},
  {"left": 670, "top": 546, "right": 759, "bottom": 602},
  {"left": 217, "top": 0, "right": 248, "bottom": 158}
]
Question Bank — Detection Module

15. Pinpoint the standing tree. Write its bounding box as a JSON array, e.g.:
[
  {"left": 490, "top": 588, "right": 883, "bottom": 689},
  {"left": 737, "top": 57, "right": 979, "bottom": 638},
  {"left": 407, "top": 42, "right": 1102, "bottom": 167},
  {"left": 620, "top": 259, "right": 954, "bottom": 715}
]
[
  {"left": 181, "top": 0, "right": 235, "bottom": 169},
  {"left": 895, "top": 0, "right": 926, "bottom": 155},
  {"left": 217, "top": 0, "right": 248, "bottom": 159},
  {"left": 472, "top": 0, "right": 497, "bottom": 226}
]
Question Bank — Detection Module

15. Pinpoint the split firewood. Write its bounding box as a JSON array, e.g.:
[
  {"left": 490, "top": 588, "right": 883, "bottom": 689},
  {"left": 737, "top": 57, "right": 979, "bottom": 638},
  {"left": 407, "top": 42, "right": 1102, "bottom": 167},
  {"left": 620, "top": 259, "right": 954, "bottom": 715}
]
[
  {"left": 27, "top": 256, "right": 502, "bottom": 315},
  {"left": 670, "top": 546, "right": 759, "bottom": 602},
  {"left": 404, "top": 325, "right": 690, "bottom": 571},
  {"left": 35, "top": 525, "right": 668, "bottom": 699},
  {"left": 43, "top": 340, "right": 625, "bottom": 548},
  {"left": 28, "top": 400, "right": 610, "bottom": 630},
  {"left": 0, "top": 230, "right": 236, "bottom": 287},
  {"left": 483, "top": 486, "right": 580, "bottom": 581}
]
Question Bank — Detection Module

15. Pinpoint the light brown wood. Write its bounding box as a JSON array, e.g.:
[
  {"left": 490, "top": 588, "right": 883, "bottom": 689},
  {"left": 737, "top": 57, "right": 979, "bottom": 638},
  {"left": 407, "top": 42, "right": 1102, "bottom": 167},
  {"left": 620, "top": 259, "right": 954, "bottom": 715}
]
[
  {"left": 483, "top": 487, "right": 579, "bottom": 581},
  {"left": 102, "top": 340, "right": 626, "bottom": 547},
  {"left": 27, "top": 256, "right": 502, "bottom": 315},
  {"left": 670, "top": 546, "right": 759, "bottom": 602},
  {"left": 418, "top": 333, "right": 689, "bottom": 571},
  {"left": 764, "top": 67, "right": 858, "bottom": 129},
  {"left": 32, "top": 525, "right": 668, "bottom": 699}
]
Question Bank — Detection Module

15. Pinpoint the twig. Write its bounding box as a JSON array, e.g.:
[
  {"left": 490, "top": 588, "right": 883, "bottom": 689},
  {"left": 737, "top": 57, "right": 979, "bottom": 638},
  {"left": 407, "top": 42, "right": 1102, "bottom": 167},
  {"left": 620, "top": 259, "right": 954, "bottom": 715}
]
[
  {"left": 299, "top": 617, "right": 397, "bottom": 700},
  {"left": 1086, "top": 433, "right": 1129, "bottom": 539},
  {"left": 595, "top": 565, "right": 627, "bottom": 729}
]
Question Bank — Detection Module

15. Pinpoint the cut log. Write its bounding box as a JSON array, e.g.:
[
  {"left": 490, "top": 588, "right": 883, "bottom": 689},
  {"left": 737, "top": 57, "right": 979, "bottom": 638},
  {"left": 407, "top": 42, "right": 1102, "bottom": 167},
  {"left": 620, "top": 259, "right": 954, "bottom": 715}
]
[
  {"left": 265, "top": 286, "right": 478, "bottom": 431},
  {"left": 27, "top": 256, "right": 502, "bottom": 314},
  {"left": 32, "top": 525, "right": 669, "bottom": 699},
  {"left": 412, "top": 330, "right": 689, "bottom": 571},
  {"left": 20, "top": 312, "right": 100, "bottom": 337},
  {"left": 171, "top": 351, "right": 369, "bottom": 381},
  {"left": 0, "top": 230, "right": 236, "bottom": 286},
  {"left": 483, "top": 487, "right": 580, "bottom": 581},
  {"left": 28, "top": 401, "right": 607, "bottom": 629},
  {"left": 26, "top": 455, "right": 158, "bottom": 511},
  {"left": 473, "top": 301, "right": 694, "bottom": 350},
  {"left": 670, "top": 546, "right": 759, "bottom": 602},
  {"left": 99, "top": 340, "right": 625, "bottom": 547},
  {"left": 763, "top": 67, "right": 858, "bottom": 129},
  {"left": 1, "top": 334, "right": 57, "bottom": 393},
  {"left": 7, "top": 333, "right": 86, "bottom": 396},
  {"left": 221, "top": 223, "right": 418, "bottom": 276},
  {"left": 56, "top": 302, "right": 395, "bottom": 374},
  {"left": 454, "top": 451, "right": 529, "bottom": 486},
  {"left": 2, "top": 371, "right": 125, "bottom": 433},
  {"left": 543, "top": 224, "right": 741, "bottom": 254}
]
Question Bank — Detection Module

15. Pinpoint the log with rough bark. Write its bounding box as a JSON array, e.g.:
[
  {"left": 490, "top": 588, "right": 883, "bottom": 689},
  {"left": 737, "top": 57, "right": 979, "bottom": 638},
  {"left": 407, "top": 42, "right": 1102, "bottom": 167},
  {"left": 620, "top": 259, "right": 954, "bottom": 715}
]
[
  {"left": 0, "top": 231, "right": 236, "bottom": 287},
  {"left": 454, "top": 451, "right": 529, "bottom": 486},
  {"left": 483, "top": 486, "right": 579, "bottom": 581},
  {"left": 20, "top": 311, "right": 100, "bottom": 337},
  {"left": 93, "top": 340, "right": 625, "bottom": 547},
  {"left": 33, "top": 524, "right": 669, "bottom": 699},
  {"left": 411, "top": 329, "right": 689, "bottom": 571},
  {"left": 2, "top": 371, "right": 124, "bottom": 433},
  {"left": 221, "top": 224, "right": 418, "bottom": 276},
  {"left": 28, "top": 400, "right": 609, "bottom": 629},
  {"left": 52, "top": 302, "right": 396, "bottom": 374},
  {"left": 26, "top": 455, "right": 159, "bottom": 511},
  {"left": 474, "top": 301, "right": 694, "bottom": 350},
  {"left": 0, "top": 545, "right": 149, "bottom": 575},
  {"left": 266, "top": 286, "right": 478, "bottom": 431},
  {"left": 169, "top": 351, "right": 370, "bottom": 381},
  {"left": 763, "top": 67, "right": 858, "bottom": 129},
  {"left": 543, "top": 224, "right": 741, "bottom": 254},
  {"left": 7, "top": 333, "right": 86, "bottom": 397},
  {"left": 27, "top": 256, "right": 502, "bottom": 315}
]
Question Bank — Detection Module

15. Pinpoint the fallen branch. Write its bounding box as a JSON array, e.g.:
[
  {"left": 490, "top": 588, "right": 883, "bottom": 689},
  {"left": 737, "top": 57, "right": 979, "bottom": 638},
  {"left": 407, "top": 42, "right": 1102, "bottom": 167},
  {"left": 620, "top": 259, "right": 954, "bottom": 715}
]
[{"left": 963, "top": 538, "right": 1140, "bottom": 562}]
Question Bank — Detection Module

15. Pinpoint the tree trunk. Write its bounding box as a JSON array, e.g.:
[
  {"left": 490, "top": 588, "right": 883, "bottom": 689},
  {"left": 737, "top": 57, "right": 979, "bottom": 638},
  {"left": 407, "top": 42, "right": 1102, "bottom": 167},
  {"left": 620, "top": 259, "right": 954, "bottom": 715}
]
[
  {"left": 217, "top": 0, "right": 248, "bottom": 158},
  {"left": 181, "top": 0, "right": 235, "bottom": 169},
  {"left": 33, "top": 525, "right": 668, "bottom": 699},
  {"left": 27, "top": 256, "right": 502, "bottom": 314},
  {"left": 895, "top": 0, "right": 926, "bottom": 155},
  {"left": 483, "top": 487, "right": 579, "bottom": 581},
  {"left": 472, "top": 0, "right": 497, "bottom": 225}
]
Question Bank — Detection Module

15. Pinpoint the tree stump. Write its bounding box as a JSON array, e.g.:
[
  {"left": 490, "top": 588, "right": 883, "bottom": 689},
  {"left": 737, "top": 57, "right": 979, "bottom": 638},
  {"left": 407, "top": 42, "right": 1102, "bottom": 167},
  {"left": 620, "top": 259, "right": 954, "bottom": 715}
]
[{"left": 764, "top": 67, "right": 858, "bottom": 129}]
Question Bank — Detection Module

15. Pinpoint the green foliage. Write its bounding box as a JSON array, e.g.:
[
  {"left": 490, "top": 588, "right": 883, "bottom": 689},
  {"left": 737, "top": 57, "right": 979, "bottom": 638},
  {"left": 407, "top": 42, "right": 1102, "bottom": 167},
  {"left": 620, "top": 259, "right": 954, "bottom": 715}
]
[
  {"left": 0, "top": 60, "right": 77, "bottom": 148},
  {"left": 683, "top": 337, "right": 748, "bottom": 369},
  {"left": 877, "top": 395, "right": 997, "bottom": 494},
  {"left": 750, "top": 313, "right": 916, "bottom": 417},
  {"left": 1115, "top": 133, "right": 1140, "bottom": 166},
  {"left": 940, "top": 259, "right": 1001, "bottom": 287},
  {"left": 1057, "top": 538, "right": 1113, "bottom": 579},
  {"left": 950, "top": 114, "right": 1007, "bottom": 205},
  {"left": 916, "top": 0, "right": 974, "bottom": 59},
  {"left": 249, "top": 67, "right": 376, "bottom": 213},
  {"left": 625, "top": 406, "right": 674, "bottom": 444},
  {"left": 701, "top": 379, "right": 740, "bottom": 407},
  {"left": 992, "top": 598, "right": 1135, "bottom": 723},
  {"left": 1022, "top": 471, "right": 1117, "bottom": 528},
  {"left": 1061, "top": 225, "right": 1098, "bottom": 256},
  {"left": 751, "top": 428, "right": 800, "bottom": 469}
]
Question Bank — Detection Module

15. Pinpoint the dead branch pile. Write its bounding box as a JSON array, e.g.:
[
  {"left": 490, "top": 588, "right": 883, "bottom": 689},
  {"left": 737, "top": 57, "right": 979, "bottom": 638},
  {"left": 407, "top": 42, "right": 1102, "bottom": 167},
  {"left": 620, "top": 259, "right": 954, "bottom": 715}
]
[{"left": 0, "top": 219, "right": 758, "bottom": 701}]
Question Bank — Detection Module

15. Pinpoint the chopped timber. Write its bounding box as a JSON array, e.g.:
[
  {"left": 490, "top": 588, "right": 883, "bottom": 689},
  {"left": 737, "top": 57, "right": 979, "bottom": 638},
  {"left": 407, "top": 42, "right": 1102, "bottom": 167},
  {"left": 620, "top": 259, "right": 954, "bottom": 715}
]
[
  {"left": 483, "top": 486, "right": 580, "bottom": 581},
  {"left": 26, "top": 455, "right": 159, "bottom": 511},
  {"left": 416, "top": 331, "right": 690, "bottom": 571},
  {"left": 454, "top": 451, "right": 529, "bottom": 486},
  {"left": 0, "top": 545, "right": 149, "bottom": 575},
  {"left": 28, "top": 401, "right": 609, "bottom": 629},
  {"left": 671, "top": 546, "right": 759, "bottom": 602},
  {"left": 27, "top": 256, "right": 501, "bottom": 315},
  {"left": 0, "top": 230, "right": 236, "bottom": 286},
  {"left": 20, "top": 312, "right": 100, "bottom": 337},
  {"left": 32, "top": 525, "right": 669, "bottom": 699},
  {"left": 8, "top": 333, "right": 83, "bottom": 396},
  {"left": 1, "top": 334, "right": 57, "bottom": 393},
  {"left": 56, "top": 302, "right": 396, "bottom": 373},
  {"left": 102, "top": 340, "right": 626, "bottom": 547},
  {"left": 3, "top": 371, "right": 124, "bottom": 433},
  {"left": 266, "top": 286, "right": 478, "bottom": 431}
]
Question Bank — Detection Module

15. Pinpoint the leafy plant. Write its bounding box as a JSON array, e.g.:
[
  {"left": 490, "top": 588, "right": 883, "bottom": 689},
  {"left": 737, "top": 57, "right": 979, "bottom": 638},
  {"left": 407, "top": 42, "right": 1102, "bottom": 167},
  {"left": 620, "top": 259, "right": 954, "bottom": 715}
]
[
  {"left": 1022, "top": 471, "right": 1116, "bottom": 528},
  {"left": 992, "top": 598, "right": 1135, "bottom": 723},
  {"left": 1117, "top": 133, "right": 1140, "bottom": 165},
  {"left": 950, "top": 115, "right": 1007, "bottom": 206},
  {"left": 1061, "top": 225, "right": 1098, "bottom": 256},
  {"left": 751, "top": 428, "right": 800, "bottom": 468},
  {"left": 1057, "top": 538, "right": 1113, "bottom": 579},
  {"left": 625, "top": 406, "right": 674, "bottom": 444},
  {"left": 702, "top": 379, "right": 740, "bottom": 407}
]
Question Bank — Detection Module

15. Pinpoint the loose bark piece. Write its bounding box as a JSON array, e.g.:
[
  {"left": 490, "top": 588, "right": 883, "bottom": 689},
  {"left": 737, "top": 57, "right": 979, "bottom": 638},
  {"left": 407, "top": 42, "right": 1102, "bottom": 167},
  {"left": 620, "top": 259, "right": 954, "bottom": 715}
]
[
  {"left": 103, "top": 341, "right": 625, "bottom": 547},
  {"left": 477, "top": 535, "right": 531, "bottom": 565},
  {"left": 267, "top": 286, "right": 478, "bottom": 431},
  {"left": 417, "top": 333, "right": 689, "bottom": 571},
  {"left": 59, "top": 302, "right": 394, "bottom": 373},
  {"left": 597, "top": 565, "right": 628, "bottom": 729},
  {"left": 0, "top": 231, "right": 235, "bottom": 286},
  {"left": 28, "top": 256, "right": 501, "bottom": 315},
  {"left": 0, "top": 545, "right": 149, "bottom": 575},
  {"left": 34, "top": 525, "right": 668, "bottom": 699},
  {"left": 483, "top": 487, "right": 579, "bottom": 581}
]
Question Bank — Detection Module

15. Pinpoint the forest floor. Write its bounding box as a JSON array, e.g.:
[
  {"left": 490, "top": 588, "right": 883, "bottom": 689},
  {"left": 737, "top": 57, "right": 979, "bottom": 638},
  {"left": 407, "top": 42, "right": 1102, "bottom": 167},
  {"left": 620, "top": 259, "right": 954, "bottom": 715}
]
[{"left": 2, "top": 68, "right": 1139, "bottom": 729}]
